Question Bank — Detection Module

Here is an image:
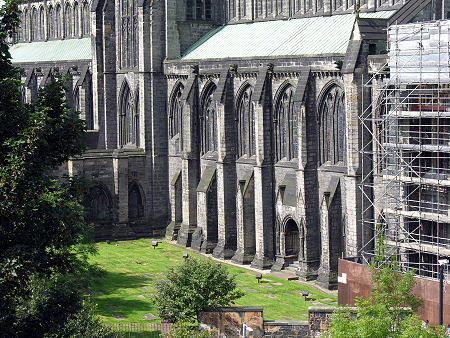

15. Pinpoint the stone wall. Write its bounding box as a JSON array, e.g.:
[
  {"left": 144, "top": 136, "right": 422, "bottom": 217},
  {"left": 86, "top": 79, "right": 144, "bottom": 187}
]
[
  {"left": 198, "top": 306, "right": 336, "bottom": 337},
  {"left": 308, "top": 307, "right": 335, "bottom": 338},
  {"left": 198, "top": 307, "right": 264, "bottom": 337},
  {"left": 264, "top": 320, "right": 309, "bottom": 337}
]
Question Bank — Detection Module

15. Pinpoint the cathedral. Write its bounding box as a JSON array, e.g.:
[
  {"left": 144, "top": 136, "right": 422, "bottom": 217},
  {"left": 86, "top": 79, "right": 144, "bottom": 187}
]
[{"left": 10, "top": 0, "right": 448, "bottom": 289}]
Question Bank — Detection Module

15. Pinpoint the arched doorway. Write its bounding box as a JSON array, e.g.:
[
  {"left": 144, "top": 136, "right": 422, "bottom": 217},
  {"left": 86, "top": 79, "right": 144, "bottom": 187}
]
[{"left": 285, "top": 219, "right": 300, "bottom": 257}]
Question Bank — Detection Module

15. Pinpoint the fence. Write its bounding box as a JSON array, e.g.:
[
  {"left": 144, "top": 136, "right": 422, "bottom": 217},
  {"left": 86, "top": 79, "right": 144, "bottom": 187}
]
[{"left": 107, "top": 323, "right": 173, "bottom": 338}]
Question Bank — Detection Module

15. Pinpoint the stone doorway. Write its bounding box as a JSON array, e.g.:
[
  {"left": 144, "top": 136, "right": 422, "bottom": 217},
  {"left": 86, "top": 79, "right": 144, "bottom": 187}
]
[{"left": 285, "top": 219, "right": 300, "bottom": 256}]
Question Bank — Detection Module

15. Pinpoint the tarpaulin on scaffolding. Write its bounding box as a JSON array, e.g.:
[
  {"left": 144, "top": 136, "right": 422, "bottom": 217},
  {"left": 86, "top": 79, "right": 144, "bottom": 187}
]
[{"left": 389, "top": 20, "right": 450, "bottom": 83}]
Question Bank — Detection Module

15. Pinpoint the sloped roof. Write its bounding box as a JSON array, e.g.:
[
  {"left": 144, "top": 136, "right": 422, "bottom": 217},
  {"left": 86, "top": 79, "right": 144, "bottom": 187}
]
[
  {"left": 181, "top": 11, "right": 395, "bottom": 61},
  {"left": 10, "top": 38, "right": 92, "bottom": 63}
]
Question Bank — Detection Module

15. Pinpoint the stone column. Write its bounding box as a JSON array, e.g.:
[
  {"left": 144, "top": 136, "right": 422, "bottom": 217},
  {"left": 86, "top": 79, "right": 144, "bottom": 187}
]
[
  {"left": 101, "top": 1, "right": 117, "bottom": 149},
  {"left": 213, "top": 68, "right": 237, "bottom": 259},
  {"left": 251, "top": 65, "right": 275, "bottom": 269},
  {"left": 177, "top": 69, "right": 200, "bottom": 247},
  {"left": 343, "top": 71, "right": 363, "bottom": 256}
]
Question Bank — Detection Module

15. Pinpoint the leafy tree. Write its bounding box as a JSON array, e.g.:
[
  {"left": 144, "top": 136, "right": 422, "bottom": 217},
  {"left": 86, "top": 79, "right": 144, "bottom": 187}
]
[
  {"left": 0, "top": 1, "right": 110, "bottom": 336},
  {"left": 153, "top": 257, "right": 244, "bottom": 323},
  {"left": 329, "top": 232, "right": 446, "bottom": 337}
]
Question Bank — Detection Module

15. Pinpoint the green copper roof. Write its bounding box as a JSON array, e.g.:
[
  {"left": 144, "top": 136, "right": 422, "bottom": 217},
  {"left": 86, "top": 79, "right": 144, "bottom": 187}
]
[
  {"left": 181, "top": 12, "right": 394, "bottom": 60},
  {"left": 10, "top": 38, "right": 92, "bottom": 63}
]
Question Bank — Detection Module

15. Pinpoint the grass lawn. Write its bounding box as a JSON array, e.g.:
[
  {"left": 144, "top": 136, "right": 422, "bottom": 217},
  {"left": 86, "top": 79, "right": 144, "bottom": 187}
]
[{"left": 86, "top": 239, "right": 337, "bottom": 326}]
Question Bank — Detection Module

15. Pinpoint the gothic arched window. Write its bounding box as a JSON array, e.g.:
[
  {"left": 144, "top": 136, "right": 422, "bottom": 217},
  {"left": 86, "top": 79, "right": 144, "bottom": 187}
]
[
  {"left": 129, "top": 183, "right": 144, "bottom": 220},
  {"left": 169, "top": 83, "right": 184, "bottom": 153},
  {"left": 333, "top": 0, "right": 343, "bottom": 10},
  {"left": 119, "top": 82, "right": 139, "bottom": 148},
  {"left": 31, "top": 8, "right": 38, "bottom": 40},
  {"left": 200, "top": 83, "right": 217, "bottom": 155},
  {"left": 274, "top": 85, "right": 297, "bottom": 162},
  {"left": 187, "top": 0, "right": 194, "bottom": 19},
  {"left": 81, "top": 2, "right": 90, "bottom": 35},
  {"left": 229, "top": 0, "right": 236, "bottom": 19},
  {"left": 277, "top": 0, "right": 283, "bottom": 14},
  {"left": 22, "top": 8, "right": 28, "bottom": 41},
  {"left": 64, "top": 3, "right": 72, "bottom": 37},
  {"left": 120, "top": 0, "right": 138, "bottom": 69},
  {"left": 85, "top": 186, "right": 111, "bottom": 222},
  {"left": 196, "top": 0, "right": 204, "bottom": 19},
  {"left": 73, "top": 2, "right": 79, "bottom": 36},
  {"left": 48, "top": 6, "right": 54, "bottom": 38},
  {"left": 39, "top": 7, "right": 45, "bottom": 40},
  {"left": 319, "top": 84, "right": 345, "bottom": 165},
  {"left": 132, "top": 0, "right": 138, "bottom": 67},
  {"left": 205, "top": 0, "right": 212, "bottom": 19},
  {"left": 56, "top": 4, "right": 62, "bottom": 38},
  {"left": 187, "top": 0, "right": 212, "bottom": 20},
  {"left": 241, "top": 0, "right": 247, "bottom": 17},
  {"left": 236, "top": 85, "right": 255, "bottom": 158},
  {"left": 257, "top": 0, "right": 263, "bottom": 16}
]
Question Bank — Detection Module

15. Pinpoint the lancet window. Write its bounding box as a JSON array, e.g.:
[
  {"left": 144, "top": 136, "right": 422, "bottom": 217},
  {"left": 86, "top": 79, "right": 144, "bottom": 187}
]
[
  {"left": 56, "top": 5, "right": 62, "bottom": 38},
  {"left": 73, "top": 2, "right": 79, "bottom": 36},
  {"left": 22, "top": 9, "right": 28, "bottom": 41},
  {"left": 120, "top": 0, "right": 138, "bottom": 69},
  {"left": 236, "top": 85, "right": 256, "bottom": 158},
  {"left": 48, "top": 6, "right": 54, "bottom": 38},
  {"left": 200, "top": 83, "right": 217, "bottom": 155},
  {"left": 187, "top": 0, "right": 212, "bottom": 20},
  {"left": 274, "top": 85, "right": 297, "bottom": 162},
  {"left": 81, "top": 2, "right": 90, "bottom": 35},
  {"left": 319, "top": 84, "right": 345, "bottom": 165},
  {"left": 31, "top": 8, "right": 38, "bottom": 40},
  {"left": 64, "top": 3, "right": 72, "bottom": 37},
  {"left": 119, "top": 82, "right": 139, "bottom": 148},
  {"left": 169, "top": 83, "right": 184, "bottom": 153},
  {"left": 85, "top": 186, "right": 111, "bottom": 222},
  {"left": 39, "top": 7, "right": 45, "bottom": 40},
  {"left": 129, "top": 183, "right": 144, "bottom": 220}
]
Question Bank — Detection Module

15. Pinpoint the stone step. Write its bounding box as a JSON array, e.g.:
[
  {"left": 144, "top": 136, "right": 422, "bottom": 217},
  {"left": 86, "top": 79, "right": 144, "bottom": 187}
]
[{"left": 285, "top": 266, "right": 299, "bottom": 272}]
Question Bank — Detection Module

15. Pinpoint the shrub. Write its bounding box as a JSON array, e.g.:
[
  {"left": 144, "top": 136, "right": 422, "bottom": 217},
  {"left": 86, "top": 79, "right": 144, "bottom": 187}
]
[{"left": 153, "top": 257, "right": 244, "bottom": 322}]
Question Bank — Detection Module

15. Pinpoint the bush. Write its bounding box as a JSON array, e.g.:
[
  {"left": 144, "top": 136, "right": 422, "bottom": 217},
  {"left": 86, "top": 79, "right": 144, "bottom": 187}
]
[
  {"left": 153, "top": 257, "right": 244, "bottom": 323},
  {"left": 164, "top": 321, "right": 214, "bottom": 338}
]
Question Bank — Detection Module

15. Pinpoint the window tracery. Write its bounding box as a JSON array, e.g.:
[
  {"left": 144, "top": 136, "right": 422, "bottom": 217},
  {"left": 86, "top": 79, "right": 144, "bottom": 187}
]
[
  {"left": 169, "top": 83, "right": 184, "bottom": 153},
  {"left": 85, "top": 187, "right": 111, "bottom": 221},
  {"left": 200, "top": 83, "right": 217, "bottom": 155},
  {"left": 129, "top": 183, "right": 144, "bottom": 220},
  {"left": 274, "top": 85, "right": 297, "bottom": 162},
  {"left": 120, "top": 0, "right": 138, "bottom": 69},
  {"left": 39, "top": 7, "right": 45, "bottom": 40},
  {"left": 319, "top": 84, "right": 345, "bottom": 165},
  {"left": 48, "top": 6, "right": 54, "bottom": 38},
  {"left": 64, "top": 3, "right": 72, "bottom": 37},
  {"left": 236, "top": 85, "right": 255, "bottom": 158},
  {"left": 73, "top": 2, "right": 79, "bottom": 36},
  {"left": 81, "top": 2, "right": 90, "bottom": 35},
  {"left": 56, "top": 4, "right": 62, "bottom": 38},
  {"left": 31, "top": 8, "right": 38, "bottom": 40},
  {"left": 187, "top": 0, "right": 212, "bottom": 20},
  {"left": 119, "top": 82, "right": 139, "bottom": 148},
  {"left": 22, "top": 9, "right": 28, "bottom": 41}
]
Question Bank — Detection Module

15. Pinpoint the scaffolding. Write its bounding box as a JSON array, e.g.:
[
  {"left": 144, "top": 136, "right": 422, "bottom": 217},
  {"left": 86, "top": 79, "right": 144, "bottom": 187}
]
[{"left": 360, "top": 20, "right": 450, "bottom": 280}]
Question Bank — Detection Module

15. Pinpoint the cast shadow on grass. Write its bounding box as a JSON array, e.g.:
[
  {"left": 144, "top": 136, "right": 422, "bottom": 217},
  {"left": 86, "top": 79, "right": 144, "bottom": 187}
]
[
  {"left": 87, "top": 270, "right": 156, "bottom": 295},
  {"left": 94, "top": 296, "right": 157, "bottom": 319}
]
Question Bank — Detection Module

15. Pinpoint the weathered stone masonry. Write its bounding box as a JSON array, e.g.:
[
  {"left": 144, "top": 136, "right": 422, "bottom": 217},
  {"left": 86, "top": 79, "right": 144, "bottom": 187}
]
[{"left": 11, "top": 0, "right": 439, "bottom": 288}]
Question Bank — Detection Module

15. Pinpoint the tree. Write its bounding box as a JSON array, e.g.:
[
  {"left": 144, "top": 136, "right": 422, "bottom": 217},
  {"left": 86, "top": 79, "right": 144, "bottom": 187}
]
[
  {"left": 153, "top": 257, "right": 244, "bottom": 323},
  {"left": 329, "top": 232, "right": 446, "bottom": 337},
  {"left": 0, "top": 1, "right": 110, "bottom": 336}
]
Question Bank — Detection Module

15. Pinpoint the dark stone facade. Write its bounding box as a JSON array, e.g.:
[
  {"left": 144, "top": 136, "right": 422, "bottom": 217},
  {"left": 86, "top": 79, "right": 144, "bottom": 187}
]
[{"left": 11, "top": 0, "right": 440, "bottom": 288}]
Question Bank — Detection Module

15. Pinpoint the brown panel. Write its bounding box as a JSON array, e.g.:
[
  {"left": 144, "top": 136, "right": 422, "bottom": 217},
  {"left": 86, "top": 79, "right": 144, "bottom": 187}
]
[{"left": 338, "top": 259, "right": 450, "bottom": 326}]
